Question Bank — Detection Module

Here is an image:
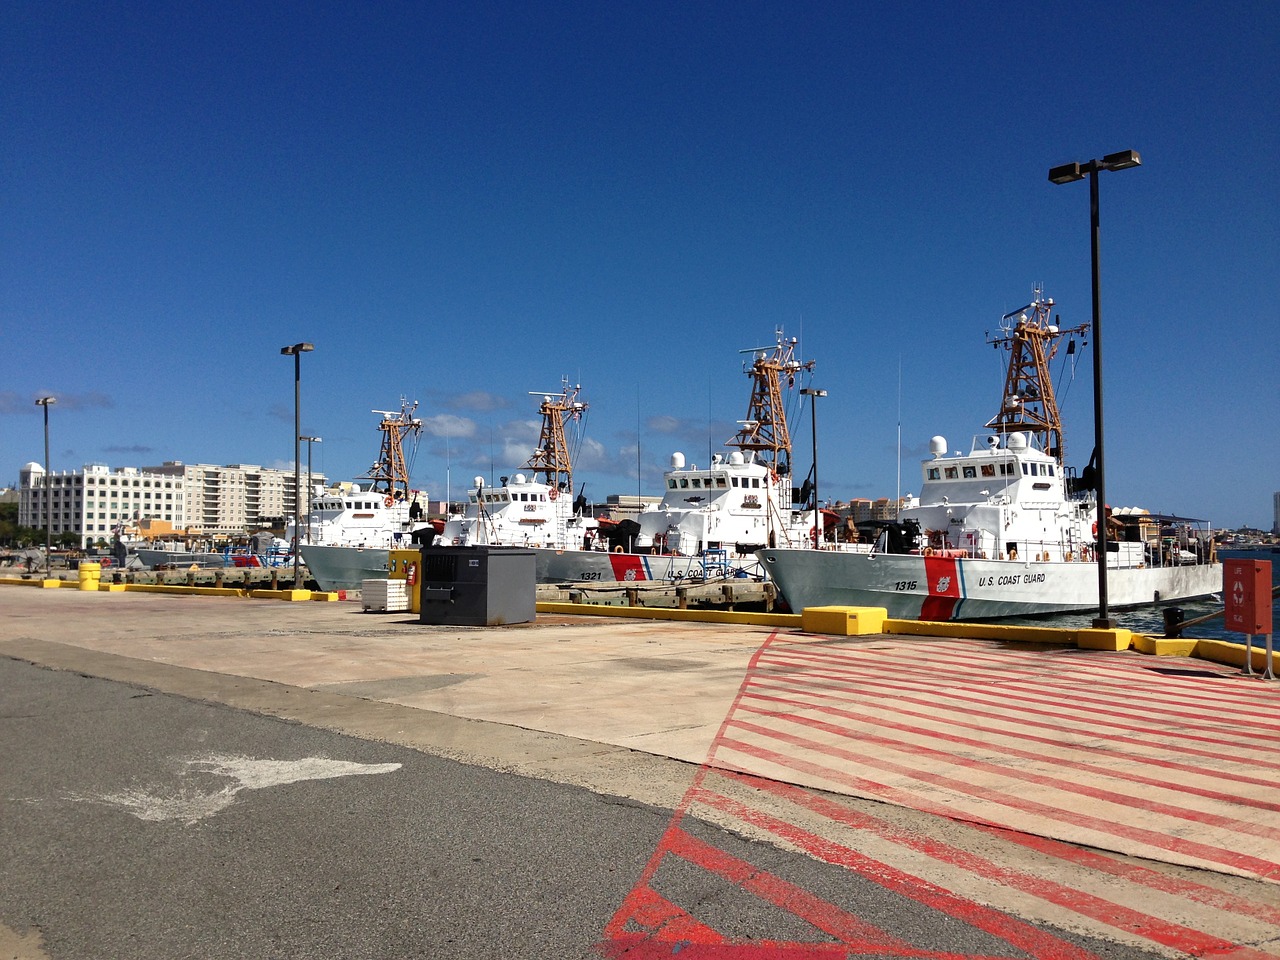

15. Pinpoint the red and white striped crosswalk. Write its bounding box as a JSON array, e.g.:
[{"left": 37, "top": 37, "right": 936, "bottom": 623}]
[{"left": 600, "top": 631, "right": 1280, "bottom": 958}]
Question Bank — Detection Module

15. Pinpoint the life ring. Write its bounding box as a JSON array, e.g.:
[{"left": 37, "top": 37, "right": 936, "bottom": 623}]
[
  {"left": 548, "top": 487, "right": 558, "bottom": 501},
  {"left": 614, "top": 545, "right": 624, "bottom": 553},
  {"left": 1091, "top": 522, "right": 1097, "bottom": 536},
  {"left": 384, "top": 495, "right": 394, "bottom": 507},
  {"left": 923, "top": 547, "right": 935, "bottom": 557},
  {"left": 769, "top": 471, "right": 779, "bottom": 485},
  {"left": 1009, "top": 548, "right": 1018, "bottom": 561}
]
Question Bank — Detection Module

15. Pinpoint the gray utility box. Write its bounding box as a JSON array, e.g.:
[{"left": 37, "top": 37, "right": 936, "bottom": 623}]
[{"left": 418, "top": 545, "right": 536, "bottom": 626}]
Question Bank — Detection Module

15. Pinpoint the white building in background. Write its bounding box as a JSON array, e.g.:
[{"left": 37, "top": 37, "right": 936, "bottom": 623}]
[
  {"left": 18, "top": 460, "right": 326, "bottom": 548},
  {"left": 19, "top": 462, "right": 187, "bottom": 548}
]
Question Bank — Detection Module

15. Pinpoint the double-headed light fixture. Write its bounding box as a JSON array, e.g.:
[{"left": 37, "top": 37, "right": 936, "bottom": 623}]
[
  {"left": 281, "top": 342, "right": 314, "bottom": 587},
  {"left": 35, "top": 396, "right": 56, "bottom": 576},
  {"left": 798, "top": 387, "right": 827, "bottom": 549},
  {"left": 1047, "top": 149, "right": 1141, "bottom": 628}
]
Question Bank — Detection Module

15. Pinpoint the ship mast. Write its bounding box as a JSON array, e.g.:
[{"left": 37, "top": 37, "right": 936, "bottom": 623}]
[
  {"left": 726, "top": 329, "right": 815, "bottom": 476},
  {"left": 984, "top": 290, "right": 1088, "bottom": 464},
  {"left": 362, "top": 399, "right": 422, "bottom": 501},
  {"left": 524, "top": 381, "right": 587, "bottom": 493}
]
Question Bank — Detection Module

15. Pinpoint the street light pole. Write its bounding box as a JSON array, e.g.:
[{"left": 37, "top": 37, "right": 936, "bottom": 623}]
[
  {"left": 281, "top": 342, "right": 314, "bottom": 588},
  {"left": 35, "top": 396, "right": 56, "bottom": 576},
  {"left": 1048, "top": 149, "right": 1141, "bottom": 628},
  {"left": 799, "top": 388, "right": 827, "bottom": 549},
  {"left": 299, "top": 436, "right": 322, "bottom": 542}
]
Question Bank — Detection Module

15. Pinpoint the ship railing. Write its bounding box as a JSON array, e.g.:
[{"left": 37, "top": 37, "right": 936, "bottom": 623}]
[{"left": 700, "top": 548, "right": 730, "bottom": 579}]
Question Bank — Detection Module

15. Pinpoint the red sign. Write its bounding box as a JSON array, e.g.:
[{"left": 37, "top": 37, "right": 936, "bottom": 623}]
[{"left": 1223, "top": 559, "right": 1273, "bottom": 634}]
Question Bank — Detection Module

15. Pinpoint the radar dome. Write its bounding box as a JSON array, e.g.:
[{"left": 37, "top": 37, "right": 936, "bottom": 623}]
[
  {"left": 929, "top": 436, "right": 947, "bottom": 458},
  {"left": 671, "top": 452, "right": 686, "bottom": 469},
  {"left": 728, "top": 451, "right": 745, "bottom": 465},
  {"left": 514, "top": 473, "right": 527, "bottom": 484},
  {"left": 1007, "top": 432, "right": 1028, "bottom": 451},
  {"left": 473, "top": 476, "right": 484, "bottom": 488}
]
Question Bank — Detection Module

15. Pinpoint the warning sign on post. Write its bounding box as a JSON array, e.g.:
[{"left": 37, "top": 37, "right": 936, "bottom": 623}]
[{"left": 1223, "top": 559, "right": 1273, "bottom": 635}]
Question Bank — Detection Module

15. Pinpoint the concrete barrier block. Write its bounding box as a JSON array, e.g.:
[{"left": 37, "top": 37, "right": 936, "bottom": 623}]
[
  {"left": 1131, "top": 634, "right": 1198, "bottom": 657},
  {"left": 1076, "top": 628, "right": 1133, "bottom": 651},
  {"left": 801, "top": 606, "right": 887, "bottom": 636}
]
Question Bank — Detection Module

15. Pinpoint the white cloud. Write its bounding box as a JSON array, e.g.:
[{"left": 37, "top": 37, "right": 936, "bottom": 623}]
[{"left": 421, "top": 414, "right": 476, "bottom": 439}]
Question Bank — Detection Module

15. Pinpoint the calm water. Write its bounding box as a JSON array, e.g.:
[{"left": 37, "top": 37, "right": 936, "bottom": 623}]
[{"left": 1000, "top": 548, "right": 1278, "bottom": 642}]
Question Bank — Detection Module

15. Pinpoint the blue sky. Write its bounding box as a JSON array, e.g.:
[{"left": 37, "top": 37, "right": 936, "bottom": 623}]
[{"left": 3, "top": 1, "right": 1277, "bottom": 528}]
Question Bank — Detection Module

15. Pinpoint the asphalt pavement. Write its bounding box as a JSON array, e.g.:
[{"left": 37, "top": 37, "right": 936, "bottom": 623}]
[{"left": 2, "top": 588, "right": 1278, "bottom": 958}]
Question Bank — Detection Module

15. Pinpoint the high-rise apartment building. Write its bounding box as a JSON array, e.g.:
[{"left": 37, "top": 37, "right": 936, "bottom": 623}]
[
  {"left": 18, "top": 460, "right": 326, "bottom": 547},
  {"left": 19, "top": 462, "right": 187, "bottom": 548}
]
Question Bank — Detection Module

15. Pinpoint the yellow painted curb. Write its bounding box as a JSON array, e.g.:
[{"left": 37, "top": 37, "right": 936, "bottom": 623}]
[
  {"left": 248, "top": 589, "right": 313, "bottom": 602},
  {"left": 1194, "top": 637, "right": 1278, "bottom": 672},
  {"left": 124, "top": 584, "right": 247, "bottom": 598},
  {"left": 310, "top": 591, "right": 341, "bottom": 602},
  {"left": 535, "top": 601, "right": 799, "bottom": 628}
]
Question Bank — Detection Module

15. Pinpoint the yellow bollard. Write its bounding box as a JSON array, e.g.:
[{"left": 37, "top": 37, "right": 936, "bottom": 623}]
[{"left": 77, "top": 561, "right": 102, "bottom": 592}]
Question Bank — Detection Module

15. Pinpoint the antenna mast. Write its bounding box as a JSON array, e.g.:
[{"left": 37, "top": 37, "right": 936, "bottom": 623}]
[
  {"left": 984, "top": 288, "right": 1088, "bottom": 463},
  {"left": 726, "top": 328, "right": 814, "bottom": 475},
  {"left": 525, "top": 380, "right": 587, "bottom": 492},
  {"left": 362, "top": 399, "right": 422, "bottom": 501}
]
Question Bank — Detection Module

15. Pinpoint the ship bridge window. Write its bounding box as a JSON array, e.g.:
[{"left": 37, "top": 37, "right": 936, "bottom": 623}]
[
  {"left": 1022, "top": 464, "right": 1030, "bottom": 475},
  {"left": 1047, "top": 465, "right": 1055, "bottom": 476},
  {"left": 692, "top": 479, "right": 702, "bottom": 488},
  {"left": 716, "top": 477, "right": 727, "bottom": 488},
  {"left": 1000, "top": 463, "right": 1014, "bottom": 476},
  {"left": 927, "top": 467, "right": 940, "bottom": 480},
  {"left": 680, "top": 479, "right": 689, "bottom": 488},
  {"left": 668, "top": 479, "right": 677, "bottom": 489},
  {"left": 944, "top": 467, "right": 958, "bottom": 479},
  {"left": 962, "top": 466, "right": 976, "bottom": 479},
  {"left": 731, "top": 477, "right": 739, "bottom": 487},
  {"left": 981, "top": 464, "right": 995, "bottom": 477}
]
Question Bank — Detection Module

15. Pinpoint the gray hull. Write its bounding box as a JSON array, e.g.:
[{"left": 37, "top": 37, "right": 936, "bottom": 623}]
[
  {"left": 757, "top": 549, "right": 1223, "bottom": 621},
  {"left": 298, "top": 544, "right": 392, "bottom": 592},
  {"left": 531, "top": 547, "right": 762, "bottom": 584},
  {"left": 302, "top": 542, "right": 767, "bottom": 592}
]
